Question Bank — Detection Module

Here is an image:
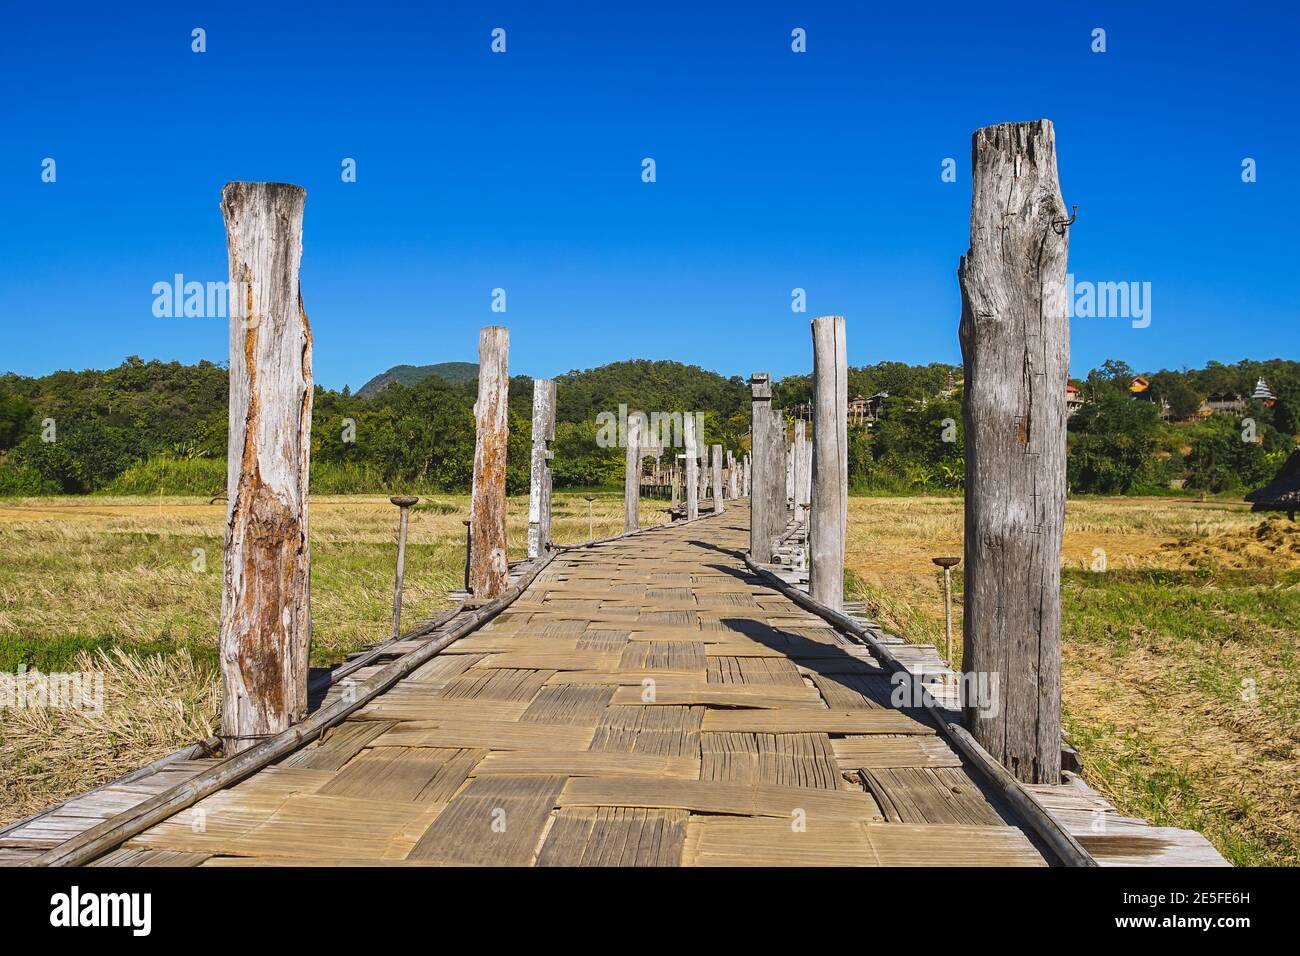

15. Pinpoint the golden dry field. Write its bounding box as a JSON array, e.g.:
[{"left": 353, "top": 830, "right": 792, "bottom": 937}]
[
  {"left": 1, "top": 492, "right": 1296, "bottom": 865},
  {"left": 0, "top": 491, "right": 673, "bottom": 827},
  {"left": 845, "top": 495, "right": 1300, "bottom": 866}
]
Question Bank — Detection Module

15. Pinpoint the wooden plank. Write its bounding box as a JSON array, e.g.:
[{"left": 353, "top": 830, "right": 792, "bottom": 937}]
[
  {"left": 407, "top": 775, "right": 566, "bottom": 865},
  {"left": 318, "top": 747, "right": 485, "bottom": 802},
  {"left": 832, "top": 737, "right": 963, "bottom": 770},
  {"left": 864, "top": 823, "right": 1047, "bottom": 866},
  {"left": 371, "top": 719, "right": 597, "bottom": 752},
  {"left": 558, "top": 776, "right": 883, "bottom": 823},
  {"left": 473, "top": 751, "right": 700, "bottom": 779},
  {"left": 609, "top": 683, "right": 825, "bottom": 708},
  {"left": 538, "top": 807, "right": 688, "bottom": 867},
  {"left": 701, "top": 709, "right": 933, "bottom": 735},
  {"left": 590, "top": 705, "right": 703, "bottom": 757},
  {"left": 685, "top": 815, "right": 874, "bottom": 867},
  {"left": 859, "top": 767, "right": 1006, "bottom": 826}
]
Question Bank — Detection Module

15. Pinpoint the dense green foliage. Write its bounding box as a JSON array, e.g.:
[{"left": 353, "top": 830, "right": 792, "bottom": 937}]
[{"left": 1, "top": 355, "right": 1295, "bottom": 496}]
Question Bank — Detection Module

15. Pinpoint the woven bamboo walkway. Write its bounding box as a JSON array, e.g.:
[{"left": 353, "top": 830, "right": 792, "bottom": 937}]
[{"left": 53, "top": 503, "right": 1060, "bottom": 867}]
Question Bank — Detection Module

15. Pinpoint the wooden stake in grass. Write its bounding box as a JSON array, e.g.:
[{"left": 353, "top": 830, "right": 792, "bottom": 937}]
[
  {"left": 218, "top": 182, "right": 313, "bottom": 755},
  {"left": 958, "top": 119, "right": 1070, "bottom": 784},
  {"left": 470, "top": 326, "right": 510, "bottom": 598},
  {"left": 809, "top": 315, "right": 848, "bottom": 611},
  {"left": 527, "top": 379, "right": 556, "bottom": 558}
]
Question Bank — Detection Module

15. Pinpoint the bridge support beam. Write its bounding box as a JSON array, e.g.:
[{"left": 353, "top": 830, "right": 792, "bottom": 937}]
[
  {"left": 218, "top": 182, "right": 313, "bottom": 755},
  {"left": 470, "top": 326, "right": 510, "bottom": 598},
  {"left": 959, "top": 119, "right": 1069, "bottom": 784},
  {"left": 625, "top": 411, "right": 643, "bottom": 532},
  {"left": 684, "top": 416, "right": 700, "bottom": 520},
  {"left": 793, "top": 419, "right": 811, "bottom": 524},
  {"left": 749, "top": 373, "right": 783, "bottom": 562},
  {"left": 711, "top": 444, "right": 725, "bottom": 514},
  {"left": 528, "top": 378, "right": 556, "bottom": 558},
  {"left": 809, "top": 315, "right": 848, "bottom": 611}
]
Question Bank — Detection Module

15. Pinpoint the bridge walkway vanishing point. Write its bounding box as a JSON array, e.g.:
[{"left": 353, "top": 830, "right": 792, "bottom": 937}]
[{"left": 6, "top": 502, "right": 1227, "bottom": 867}]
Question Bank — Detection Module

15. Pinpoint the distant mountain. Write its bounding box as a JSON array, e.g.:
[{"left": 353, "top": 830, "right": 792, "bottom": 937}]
[{"left": 356, "top": 362, "right": 479, "bottom": 397}]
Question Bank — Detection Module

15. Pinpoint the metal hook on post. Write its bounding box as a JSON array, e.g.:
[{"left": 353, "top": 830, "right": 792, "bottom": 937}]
[{"left": 1051, "top": 204, "right": 1078, "bottom": 236}]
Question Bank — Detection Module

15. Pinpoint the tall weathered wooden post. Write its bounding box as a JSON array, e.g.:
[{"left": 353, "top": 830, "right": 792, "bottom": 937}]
[
  {"left": 727, "top": 451, "right": 739, "bottom": 499},
  {"left": 711, "top": 444, "right": 725, "bottom": 515},
  {"left": 624, "top": 411, "right": 643, "bottom": 532},
  {"left": 671, "top": 458, "right": 681, "bottom": 509},
  {"left": 743, "top": 454, "right": 751, "bottom": 497},
  {"left": 809, "top": 315, "right": 848, "bottom": 611},
  {"left": 527, "top": 378, "right": 556, "bottom": 558},
  {"left": 219, "top": 182, "right": 313, "bottom": 754},
  {"left": 750, "top": 373, "right": 783, "bottom": 562},
  {"left": 470, "top": 326, "right": 510, "bottom": 598},
  {"left": 684, "top": 416, "right": 700, "bottom": 520},
  {"left": 959, "top": 119, "right": 1069, "bottom": 784}
]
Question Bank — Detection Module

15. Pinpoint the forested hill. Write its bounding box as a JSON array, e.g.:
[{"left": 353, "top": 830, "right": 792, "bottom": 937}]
[
  {"left": 356, "top": 361, "right": 479, "bottom": 397},
  {"left": 1, "top": 354, "right": 1297, "bottom": 497}
]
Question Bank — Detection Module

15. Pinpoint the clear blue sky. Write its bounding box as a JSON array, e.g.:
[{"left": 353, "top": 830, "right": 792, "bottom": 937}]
[{"left": 2, "top": 1, "right": 1295, "bottom": 390}]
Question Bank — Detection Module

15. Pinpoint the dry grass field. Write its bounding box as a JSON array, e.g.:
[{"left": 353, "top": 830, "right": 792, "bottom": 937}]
[
  {"left": 845, "top": 495, "right": 1300, "bottom": 867},
  {"left": 0, "top": 491, "right": 674, "bottom": 827},
  {"left": 2, "top": 492, "right": 1296, "bottom": 866}
]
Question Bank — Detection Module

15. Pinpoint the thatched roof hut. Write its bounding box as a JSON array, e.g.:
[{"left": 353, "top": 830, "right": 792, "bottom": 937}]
[{"left": 1246, "top": 450, "right": 1300, "bottom": 520}]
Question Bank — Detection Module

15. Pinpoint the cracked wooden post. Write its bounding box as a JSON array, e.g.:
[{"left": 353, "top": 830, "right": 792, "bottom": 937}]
[
  {"left": 470, "top": 326, "right": 509, "bottom": 598},
  {"left": 624, "top": 411, "right": 643, "bottom": 532},
  {"left": 727, "top": 450, "right": 739, "bottom": 499},
  {"left": 809, "top": 315, "right": 848, "bottom": 611},
  {"left": 711, "top": 444, "right": 725, "bottom": 515},
  {"left": 218, "top": 182, "right": 313, "bottom": 755},
  {"left": 684, "top": 415, "right": 700, "bottom": 520},
  {"left": 959, "top": 119, "right": 1069, "bottom": 784},
  {"left": 527, "top": 379, "right": 556, "bottom": 558},
  {"left": 750, "top": 373, "right": 783, "bottom": 563},
  {"left": 671, "top": 458, "right": 681, "bottom": 509}
]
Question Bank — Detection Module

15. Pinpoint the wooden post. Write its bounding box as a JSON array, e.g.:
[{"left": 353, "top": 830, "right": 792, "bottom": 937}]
[
  {"left": 711, "top": 444, "right": 724, "bottom": 515},
  {"left": 743, "top": 454, "right": 751, "bottom": 497},
  {"left": 684, "top": 416, "right": 700, "bottom": 520},
  {"left": 958, "top": 119, "right": 1069, "bottom": 784},
  {"left": 727, "top": 451, "right": 739, "bottom": 499},
  {"left": 625, "top": 411, "right": 643, "bottom": 532},
  {"left": 671, "top": 459, "right": 680, "bottom": 509},
  {"left": 785, "top": 431, "right": 795, "bottom": 512},
  {"left": 527, "top": 379, "right": 556, "bottom": 559},
  {"left": 809, "top": 315, "right": 848, "bottom": 611},
  {"left": 389, "top": 496, "right": 418, "bottom": 638},
  {"left": 470, "top": 326, "right": 509, "bottom": 598},
  {"left": 218, "top": 182, "right": 313, "bottom": 754},
  {"left": 793, "top": 420, "right": 811, "bottom": 523},
  {"left": 750, "top": 373, "right": 783, "bottom": 562}
]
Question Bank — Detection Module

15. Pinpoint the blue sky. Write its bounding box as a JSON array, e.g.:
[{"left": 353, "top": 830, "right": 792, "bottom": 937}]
[{"left": 2, "top": 1, "right": 1295, "bottom": 390}]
